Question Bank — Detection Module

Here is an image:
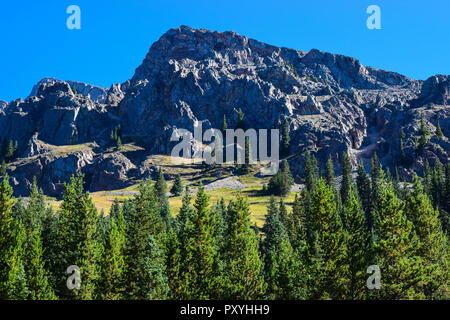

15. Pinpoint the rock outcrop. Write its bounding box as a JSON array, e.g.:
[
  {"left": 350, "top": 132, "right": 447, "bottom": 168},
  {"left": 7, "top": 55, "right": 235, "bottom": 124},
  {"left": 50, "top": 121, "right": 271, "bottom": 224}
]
[{"left": 1, "top": 26, "right": 448, "bottom": 196}]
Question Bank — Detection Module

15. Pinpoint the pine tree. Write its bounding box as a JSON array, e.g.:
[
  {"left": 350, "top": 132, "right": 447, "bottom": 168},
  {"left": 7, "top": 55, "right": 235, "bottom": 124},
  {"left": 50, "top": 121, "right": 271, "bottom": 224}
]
[
  {"left": 115, "top": 136, "right": 122, "bottom": 150},
  {"left": 0, "top": 160, "right": 7, "bottom": 176},
  {"left": 340, "top": 152, "right": 352, "bottom": 204},
  {"left": 26, "top": 226, "right": 56, "bottom": 300},
  {"left": 154, "top": 168, "right": 172, "bottom": 227},
  {"left": 100, "top": 210, "right": 126, "bottom": 300},
  {"left": 424, "top": 159, "right": 432, "bottom": 198},
  {"left": 211, "top": 198, "right": 227, "bottom": 255},
  {"left": 356, "top": 160, "right": 372, "bottom": 231},
  {"left": 170, "top": 174, "right": 183, "bottom": 196},
  {"left": 418, "top": 113, "right": 430, "bottom": 152},
  {"left": 393, "top": 167, "right": 401, "bottom": 197},
  {"left": 370, "top": 153, "right": 384, "bottom": 225},
  {"left": 109, "top": 198, "right": 121, "bottom": 220},
  {"left": 281, "top": 118, "right": 290, "bottom": 156},
  {"left": 236, "top": 108, "right": 245, "bottom": 130},
  {"left": 343, "top": 186, "right": 370, "bottom": 299},
  {"left": 436, "top": 120, "right": 444, "bottom": 138},
  {"left": 223, "top": 193, "right": 265, "bottom": 299},
  {"left": 443, "top": 163, "right": 450, "bottom": 233},
  {"left": 289, "top": 192, "right": 309, "bottom": 251},
  {"left": 178, "top": 184, "right": 221, "bottom": 299},
  {"left": 55, "top": 174, "right": 102, "bottom": 299},
  {"left": 373, "top": 183, "right": 425, "bottom": 299},
  {"left": 163, "top": 227, "right": 181, "bottom": 298},
  {"left": 221, "top": 114, "right": 227, "bottom": 134},
  {"left": 262, "top": 211, "right": 304, "bottom": 299},
  {"left": 431, "top": 159, "right": 445, "bottom": 210},
  {"left": 0, "top": 174, "right": 26, "bottom": 299},
  {"left": 124, "top": 180, "right": 165, "bottom": 298},
  {"left": 278, "top": 198, "right": 289, "bottom": 231},
  {"left": 5, "top": 140, "right": 14, "bottom": 159},
  {"left": 129, "top": 235, "right": 169, "bottom": 299},
  {"left": 154, "top": 168, "right": 167, "bottom": 197},
  {"left": 406, "top": 174, "right": 449, "bottom": 298},
  {"left": 267, "top": 160, "right": 293, "bottom": 196},
  {"left": 308, "top": 178, "right": 347, "bottom": 299},
  {"left": 304, "top": 150, "right": 318, "bottom": 192},
  {"left": 3, "top": 220, "right": 29, "bottom": 299},
  {"left": 325, "top": 156, "right": 336, "bottom": 193}
]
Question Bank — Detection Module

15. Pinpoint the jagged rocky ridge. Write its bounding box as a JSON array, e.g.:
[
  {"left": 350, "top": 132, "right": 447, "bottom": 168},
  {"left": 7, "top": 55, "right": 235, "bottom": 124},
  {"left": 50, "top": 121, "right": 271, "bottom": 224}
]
[{"left": 1, "top": 26, "right": 449, "bottom": 196}]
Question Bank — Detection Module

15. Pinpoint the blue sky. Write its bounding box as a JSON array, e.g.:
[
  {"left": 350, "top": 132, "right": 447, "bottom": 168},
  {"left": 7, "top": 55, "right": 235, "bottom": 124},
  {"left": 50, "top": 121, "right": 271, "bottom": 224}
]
[{"left": 0, "top": 0, "right": 449, "bottom": 102}]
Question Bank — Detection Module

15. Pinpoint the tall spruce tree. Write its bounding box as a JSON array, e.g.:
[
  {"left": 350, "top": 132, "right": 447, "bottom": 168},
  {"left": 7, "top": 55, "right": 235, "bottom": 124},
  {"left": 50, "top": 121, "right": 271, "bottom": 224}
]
[
  {"left": 281, "top": 118, "right": 290, "bottom": 156},
  {"left": 170, "top": 174, "right": 183, "bottom": 196},
  {"left": 373, "top": 183, "right": 425, "bottom": 299},
  {"left": 55, "top": 174, "right": 102, "bottom": 299},
  {"left": 223, "top": 193, "right": 265, "bottom": 299},
  {"left": 343, "top": 186, "right": 370, "bottom": 299},
  {"left": 100, "top": 209, "right": 126, "bottom": 300},
  {"left": 406, "top": 174, "right": 449, "bottom": 299},
  {"left": 325, "top": 156, "right": 336, "bottom": 193},
  {"left": 340, "top": 152, "right": 353, "bottom": 205},
  {"left": 26, "top": 226, "right": 56, "bottom": 300},
  {"left": 178, "top": 184, "right": 221, "bottom": 299},
  {"left": 124, "top": 180, "right": 165, "bottom": 298},
  {"left": 308, "top": 178, "right": 348, "bottom": 299}
]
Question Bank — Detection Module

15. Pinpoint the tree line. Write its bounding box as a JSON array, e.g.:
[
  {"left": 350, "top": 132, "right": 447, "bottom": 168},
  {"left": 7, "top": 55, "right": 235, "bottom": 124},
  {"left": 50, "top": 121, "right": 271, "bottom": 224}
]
[{"left": 0, "top": 153, "right": 449, "bottom": 300}]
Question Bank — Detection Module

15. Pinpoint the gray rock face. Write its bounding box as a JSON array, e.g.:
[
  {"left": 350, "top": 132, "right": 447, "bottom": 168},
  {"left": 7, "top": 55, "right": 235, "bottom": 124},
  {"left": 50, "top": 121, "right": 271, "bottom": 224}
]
[{"left": 1, "top": 26, "right": 449, "bottom": 196}]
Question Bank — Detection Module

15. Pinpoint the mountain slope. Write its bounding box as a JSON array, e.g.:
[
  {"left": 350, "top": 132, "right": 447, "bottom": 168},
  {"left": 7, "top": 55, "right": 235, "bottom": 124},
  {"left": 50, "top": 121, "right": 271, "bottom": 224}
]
[{"left": 1, "top": 26, "right": 449, "bottom": 196}]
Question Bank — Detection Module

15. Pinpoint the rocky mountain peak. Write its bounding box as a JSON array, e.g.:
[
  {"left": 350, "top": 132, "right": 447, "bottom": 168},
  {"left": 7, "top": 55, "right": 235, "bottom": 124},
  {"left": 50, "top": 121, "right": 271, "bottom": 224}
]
[{"left": 0, "top": 26, "right": 448, "bottom": 197}]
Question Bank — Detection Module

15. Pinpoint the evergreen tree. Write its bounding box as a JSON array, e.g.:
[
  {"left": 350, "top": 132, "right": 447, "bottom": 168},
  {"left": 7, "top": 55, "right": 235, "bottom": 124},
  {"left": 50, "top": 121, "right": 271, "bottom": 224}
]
[
  {"left": 178, "top": 184, "right": 221, "bottom": 299},
  {"left": 55, "top": 174, "right": 102, "bottom": 299},
  {"left": 0, "top": 175, "right": 29, "bottom": 299},
  {"left": 325, "top": 156, "right": 336, "bottom": 193},
  {"left": 130, "top": 235, "right": 169, "bottom": 299},
  {"left": 281, "top": 118, "right": 290, "bottom": 156},
  {"left": 431, "top": 159, "right": 445, "bottom": 210},
  {"left": 154, "top": 168, "right": 172, "bottom": 227},
  {"left": 373, "top": 183, "right": 425, "bottom": 299},
  {"left": 436, "top": 120, "right": 444, "bottom": 138},
  {"left": 100, "top": 210, "right": 126, "bottom": 300},
  {"left": 393, "top": 167, "right": 401, "bottom": 198},
  {"left": 223, "top": 193, "right": 265, "bottom": 299},
  {"left": 163, "top": 227, "right": 181, "bottom": 298},
  {"left": 289, "top": 192, "right": 309, "bottom": 251},
  {"left": 424, "top": 159, "right": 432, "bottom": 198},
  {"left": 418, "top": 113, "right": 430, "bottom": 152},
  {"left": 406, "top": 174, "right": 449, "bottom": 298},
  {"left": 26, "top": 226, "right": 56, "bottom": 300},
  {"left": 221, "top": 114, "right": 227, "bottom": 134},
  {"left": 5, "top": 140, "right": 14, "bottom": 159},
  {"left": 340, "top": 152, "right": 352, "bottom": 204},
  {"left": 343, "top": 186, "right": 370, "bottom": 299},
  {"left": 0, "top": 160, "right": 7, "bottom": 176},
  {"left": 267, "top": 160, "right": 294, "bottom": 196},
  {"left": 170, "top": 174, "right": 183, "bottom": 196},
  {"left": 115, "top": 136, "right": 122, "bottom": 150},
  {"left": 236, "top": 108, "right": 245, "bottom": 130},
  {"left": 3, "top": 220, "right": 29, "bottom": 299},
  {"left": 124, "top": 180, "right": 165, "bottom": 298},
  {"left": 443, "top": 163, "right": 450, "bottom": 233},
  {"left": 304, "top": 150, "right": 319, "bottom": 192},
  {"left": 356, "top": 160, "right": 372, "bottom": 231},
  {"left": 262, "top": 211, "right": 304, "bottom": 299},
  {"left": 308, "top": 178, "right": 347, "bottom": 299}
]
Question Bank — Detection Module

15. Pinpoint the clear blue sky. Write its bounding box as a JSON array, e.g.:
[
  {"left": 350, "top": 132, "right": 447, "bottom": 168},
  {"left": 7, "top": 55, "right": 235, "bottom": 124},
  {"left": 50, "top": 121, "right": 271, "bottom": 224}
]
[{"left": 0, "top": 0, "right": 449, "bottom": 102}]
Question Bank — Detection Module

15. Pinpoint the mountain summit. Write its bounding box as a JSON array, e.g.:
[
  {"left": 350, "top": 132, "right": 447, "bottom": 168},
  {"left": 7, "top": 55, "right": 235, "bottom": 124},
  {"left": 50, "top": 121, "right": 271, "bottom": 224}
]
[{"left": 1, "top": 26, "right": 448, "bottom": 196}]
